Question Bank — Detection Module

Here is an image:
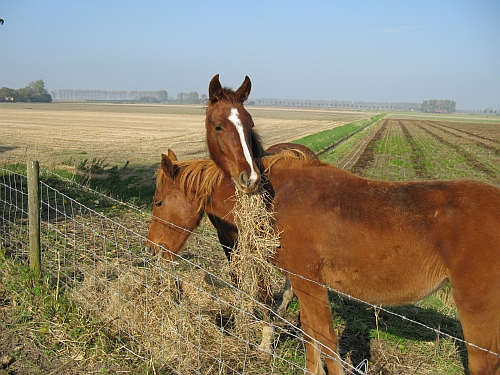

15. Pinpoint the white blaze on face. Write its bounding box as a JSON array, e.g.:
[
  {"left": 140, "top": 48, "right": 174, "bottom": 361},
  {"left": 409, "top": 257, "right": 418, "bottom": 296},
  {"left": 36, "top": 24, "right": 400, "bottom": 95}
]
[{"left": 228, "top": 108, "right": 258, "bottom": 186}]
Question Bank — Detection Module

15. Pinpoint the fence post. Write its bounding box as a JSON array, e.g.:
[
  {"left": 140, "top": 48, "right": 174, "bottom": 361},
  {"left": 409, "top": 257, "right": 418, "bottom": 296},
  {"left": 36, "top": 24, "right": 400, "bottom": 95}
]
[{"left": 27, "top": 160, "right": 41, "bottom": 278}]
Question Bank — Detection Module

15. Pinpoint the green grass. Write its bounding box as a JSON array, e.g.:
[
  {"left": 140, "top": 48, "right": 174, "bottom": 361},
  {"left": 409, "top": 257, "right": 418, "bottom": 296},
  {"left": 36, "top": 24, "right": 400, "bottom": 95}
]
[
  {"left": 1, "top": 158, "right": 156, "bottom": 210},
  {"left": 0, "top": 247, "right": 156, "bottom": 374},
  {"left": 292, "top": 113, "right": 386, "bottom": 153}
]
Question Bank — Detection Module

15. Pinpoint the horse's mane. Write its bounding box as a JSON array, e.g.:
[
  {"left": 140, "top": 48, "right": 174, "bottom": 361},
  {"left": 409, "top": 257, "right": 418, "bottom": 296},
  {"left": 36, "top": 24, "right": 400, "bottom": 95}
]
[
  {"left": 156, "top": 159, "right": 225, "bottom": 211},
  {"left": 262, "top": 149, "right": 324, "bottom": 172},
  {"left": 212, "top": 86, "right": 244, "bottom": 103},
  {"left": 251, "top": 129, "right": 267, "bottom": 158},
  {"left": 155, "top": 149, "right": 323, "bottom": 211}
]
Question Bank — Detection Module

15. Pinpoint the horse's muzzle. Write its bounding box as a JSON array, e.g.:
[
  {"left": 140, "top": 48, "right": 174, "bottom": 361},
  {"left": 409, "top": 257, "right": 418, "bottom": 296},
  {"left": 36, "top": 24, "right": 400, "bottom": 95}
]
[{"left": 235, "top": 172, "right": 260, "bottom": 194}]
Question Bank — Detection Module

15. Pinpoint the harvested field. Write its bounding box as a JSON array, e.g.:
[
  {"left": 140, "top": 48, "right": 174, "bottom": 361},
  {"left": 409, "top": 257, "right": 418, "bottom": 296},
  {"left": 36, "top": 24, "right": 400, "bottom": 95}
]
[{"left": 0, "top": 102, "right": 372, "bottom": 168}]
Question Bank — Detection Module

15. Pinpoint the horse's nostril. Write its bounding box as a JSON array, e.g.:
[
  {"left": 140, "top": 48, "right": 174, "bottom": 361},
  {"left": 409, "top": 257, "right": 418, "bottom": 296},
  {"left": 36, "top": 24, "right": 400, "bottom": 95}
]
[{"left": 239, "top": 172, "right": 249, "bottom": 187}]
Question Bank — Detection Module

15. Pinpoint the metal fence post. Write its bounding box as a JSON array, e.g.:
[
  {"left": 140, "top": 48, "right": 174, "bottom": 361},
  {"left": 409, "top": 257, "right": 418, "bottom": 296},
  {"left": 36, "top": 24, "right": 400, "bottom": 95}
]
[{"left": 27, "top": 160, "right": 41, "bottom": 278}]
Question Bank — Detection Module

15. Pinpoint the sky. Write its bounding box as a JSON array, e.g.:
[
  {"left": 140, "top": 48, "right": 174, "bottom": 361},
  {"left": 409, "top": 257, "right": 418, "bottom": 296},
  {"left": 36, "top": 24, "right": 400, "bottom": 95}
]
[{"left": 1, "top": 0, "right": 499, "bottom": 110}]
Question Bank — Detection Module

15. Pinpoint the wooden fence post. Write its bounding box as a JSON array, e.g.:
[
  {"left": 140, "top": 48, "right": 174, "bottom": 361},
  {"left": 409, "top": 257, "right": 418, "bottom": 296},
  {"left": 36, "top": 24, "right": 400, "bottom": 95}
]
[{"left": 27, "top": 160, "right": 41, "bottom": 278}]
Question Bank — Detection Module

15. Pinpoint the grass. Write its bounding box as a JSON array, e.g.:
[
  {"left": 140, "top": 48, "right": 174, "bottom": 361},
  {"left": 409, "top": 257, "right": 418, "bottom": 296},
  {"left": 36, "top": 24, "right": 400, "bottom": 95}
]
[
  {"left": 0, "top": 247, "right": 156, "bottom": 375},
  {"left": 292, "top": 113, "right": 386, "bottom": 153}
]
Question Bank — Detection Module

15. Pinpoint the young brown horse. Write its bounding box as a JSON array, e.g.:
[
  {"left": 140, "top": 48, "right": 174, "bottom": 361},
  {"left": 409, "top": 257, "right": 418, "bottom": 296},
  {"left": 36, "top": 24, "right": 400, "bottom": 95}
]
[
  {"left": 206, "top": 74, "right": 266, "bottom": 194},
  {"left": 150, "top": 144, "right": 315, "bottom": 359},
  {"left": 147, "top": 150, "right": 500, "bottom": 375},
  {"left": 207, "top": 143, "right": 315, "bottom": 312}
]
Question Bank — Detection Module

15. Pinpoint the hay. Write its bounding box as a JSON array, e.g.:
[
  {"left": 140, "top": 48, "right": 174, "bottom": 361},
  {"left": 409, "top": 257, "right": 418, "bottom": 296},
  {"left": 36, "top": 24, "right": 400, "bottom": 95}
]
[
  {"left": 71, "top": 255, "right": 270, "bottom": 374},
  {"left": 230, "top": 174, "right": 281, "bottom": 311}
]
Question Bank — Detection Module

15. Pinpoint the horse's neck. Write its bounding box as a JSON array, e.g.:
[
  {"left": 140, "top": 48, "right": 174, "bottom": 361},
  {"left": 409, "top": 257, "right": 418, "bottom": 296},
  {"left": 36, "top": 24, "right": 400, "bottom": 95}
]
[
  {"left": 204, "top": 178, "right": 239, "bottom": 224},
  {"left": 251, "top": 130, "right": 267, "bottom": 159}
]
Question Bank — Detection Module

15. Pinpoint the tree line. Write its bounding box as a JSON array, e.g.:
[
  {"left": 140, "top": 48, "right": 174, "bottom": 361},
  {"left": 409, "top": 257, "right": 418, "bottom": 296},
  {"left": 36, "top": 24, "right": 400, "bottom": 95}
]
[
  {"left": 254, "top": 98, "right": 422, "bottom": 111},
  {"left": 420, "top": 99, "right": 456, "bottom": 114},
  {"left": 53, "top": 89, "right": 168, "bottom": 102},
  {"left": 0, "top": 80, "right": 52, "bottom": 102},
  {"left": 0, "top": 80, "right": 465, "bottom": 113},
  {"left": 176, "top": 91, "right": 207, "bottom": 104}
]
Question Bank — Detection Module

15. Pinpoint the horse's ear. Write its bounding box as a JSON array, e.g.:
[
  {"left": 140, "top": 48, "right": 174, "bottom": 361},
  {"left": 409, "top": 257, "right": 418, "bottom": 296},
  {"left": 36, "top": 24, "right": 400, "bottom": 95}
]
[
  {"left": 208, "top": 74, "right": 222, "bottom": 103},
  {"left": 161, "top": 153, "right": 175, "bottom": 178},
  {"left": 167, "top": 149, "right": 178, "bottom": 161},
  {"left": 236, "top": 76, "right": 251, "bottom": 102}
]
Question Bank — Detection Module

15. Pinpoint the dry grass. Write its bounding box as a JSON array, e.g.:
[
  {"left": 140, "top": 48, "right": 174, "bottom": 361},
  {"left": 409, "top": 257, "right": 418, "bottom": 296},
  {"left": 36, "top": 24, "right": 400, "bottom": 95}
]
[
  {"left": 0, "top": 102, "right": 373, "bottom": 168},
  {"left": 230, "top": 181, "right": 280, "bottom": 303}
]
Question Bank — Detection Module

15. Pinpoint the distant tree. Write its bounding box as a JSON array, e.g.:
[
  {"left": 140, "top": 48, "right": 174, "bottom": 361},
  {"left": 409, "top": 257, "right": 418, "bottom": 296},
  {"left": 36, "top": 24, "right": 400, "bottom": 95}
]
[
  {"left": 157, "top": 90, "right": 168, "bottom": 102},
  {"left": 0, "top": 80, "right": 52, "bottom": 102},
  {"left": 421, "top": 99, "right": 456, "bottom": 114},
  {"left": 176, "top": 91, "right": 200, "bottom": 104},
  {"left": 26, "top": 80, "right": 52, "bottom": 102},
  {"left": 0, "top": 87, "right": 19, "bottom": 101}
]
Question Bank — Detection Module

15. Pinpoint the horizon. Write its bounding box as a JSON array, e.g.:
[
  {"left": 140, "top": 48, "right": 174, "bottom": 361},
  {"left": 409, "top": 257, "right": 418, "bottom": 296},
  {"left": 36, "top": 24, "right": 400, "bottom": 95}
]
[{"left": 1, "top": 1, "right": 499, "bottom": 111}]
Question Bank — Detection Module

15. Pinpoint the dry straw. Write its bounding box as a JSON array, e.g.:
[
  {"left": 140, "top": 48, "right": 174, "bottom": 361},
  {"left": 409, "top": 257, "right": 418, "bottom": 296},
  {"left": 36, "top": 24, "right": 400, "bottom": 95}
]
[
  {"left": 72, "top": 253, "right": 273, "bottom": 373},
  {"left": 70, "top": 151, "right": 317, "bottom": 373},
  {"left": 230, "top": 176, "right": 281, "bottom": 305}
]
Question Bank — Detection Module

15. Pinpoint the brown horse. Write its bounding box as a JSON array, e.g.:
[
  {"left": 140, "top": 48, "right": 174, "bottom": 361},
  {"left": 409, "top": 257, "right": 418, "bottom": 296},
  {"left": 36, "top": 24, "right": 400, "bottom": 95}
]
[
  {"left": 147, "top": 150, "right": 500, "bottom": 375},
  {"left": 207, "top": 142, "right": 316, "bottom": 263},
  {"left": 206, "top": 74, "right": 267, "bottom": 194},
  {"left": 206, "top": 143, "right": 315, "bottom": 317},
  {"left": 151, "top": 143, "right": 315, "bottom": 359}
]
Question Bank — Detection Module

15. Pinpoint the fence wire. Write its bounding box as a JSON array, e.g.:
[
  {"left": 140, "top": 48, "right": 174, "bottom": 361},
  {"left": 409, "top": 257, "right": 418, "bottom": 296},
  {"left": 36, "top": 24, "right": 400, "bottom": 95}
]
[
  {"left": 3, "top": 165, "right": 495, "bottom": 374},
  {"left": 0, "top": 167, "right": 320, "bottom": 374}
]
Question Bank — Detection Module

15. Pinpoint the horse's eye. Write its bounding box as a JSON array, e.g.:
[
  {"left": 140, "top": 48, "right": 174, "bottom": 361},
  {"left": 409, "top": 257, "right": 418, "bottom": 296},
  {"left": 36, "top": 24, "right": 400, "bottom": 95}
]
[
  {"left": 215, "top": 125, "right": 223, "bottom": 131},
  {"left": 155, "top": 200, "right": 163, "bottom": 207}
]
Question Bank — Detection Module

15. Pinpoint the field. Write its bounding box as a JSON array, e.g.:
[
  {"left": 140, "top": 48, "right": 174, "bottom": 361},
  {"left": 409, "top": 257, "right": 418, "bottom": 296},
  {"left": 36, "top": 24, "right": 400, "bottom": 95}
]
[
  {"left": 1, "top": 103, "right": 500, "bottom": 374},
  {"left": 0, "top": 102, "right": 372, "bottom": 168}
]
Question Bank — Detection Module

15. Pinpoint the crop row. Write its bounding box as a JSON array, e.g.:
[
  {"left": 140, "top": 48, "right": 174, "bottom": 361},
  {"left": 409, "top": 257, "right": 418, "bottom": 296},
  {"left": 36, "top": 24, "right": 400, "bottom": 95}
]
[{"left": 349, "top": 118, "right": 500, "bottom": 185}]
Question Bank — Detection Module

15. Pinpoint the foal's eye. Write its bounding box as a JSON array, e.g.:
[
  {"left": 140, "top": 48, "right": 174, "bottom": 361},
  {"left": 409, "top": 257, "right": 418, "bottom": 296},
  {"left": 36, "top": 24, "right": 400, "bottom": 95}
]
[
  {"left": 215, "top": 125, "right": 223, "bottom": 131},
  {"left": 155, "top": 200, "right": 163, "bottom": 207}
]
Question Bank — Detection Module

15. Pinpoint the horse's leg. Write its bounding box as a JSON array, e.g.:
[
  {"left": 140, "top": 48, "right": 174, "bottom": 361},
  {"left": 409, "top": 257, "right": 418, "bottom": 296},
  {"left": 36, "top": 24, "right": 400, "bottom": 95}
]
[
  {"left": 290, "top": 276, "right": 344, "bottom": 375},
  {"left": 206, "top": 214, "right": 239, "bottom": 285},
  {"left": 452, "top": 286, "right": 500, "bottom": 375},
  {"left": 277, "top": 277, "right": 294, "bottom": 316}
]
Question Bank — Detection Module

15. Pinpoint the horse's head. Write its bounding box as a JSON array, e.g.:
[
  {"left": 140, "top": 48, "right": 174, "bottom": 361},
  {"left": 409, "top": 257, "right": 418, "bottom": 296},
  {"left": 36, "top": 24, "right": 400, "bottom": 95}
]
[
  {"left": 205, "top": 74, "right": 261, "bottom": 194},
  {"left": 146, "top": 150, "right": 203, "bottom": 260}
]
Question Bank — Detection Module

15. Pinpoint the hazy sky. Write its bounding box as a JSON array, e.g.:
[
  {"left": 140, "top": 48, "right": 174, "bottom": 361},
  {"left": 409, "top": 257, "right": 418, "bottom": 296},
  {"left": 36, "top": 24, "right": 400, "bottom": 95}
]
[{"left": 1, "top": 1, "right": 499, "bottom": 110}]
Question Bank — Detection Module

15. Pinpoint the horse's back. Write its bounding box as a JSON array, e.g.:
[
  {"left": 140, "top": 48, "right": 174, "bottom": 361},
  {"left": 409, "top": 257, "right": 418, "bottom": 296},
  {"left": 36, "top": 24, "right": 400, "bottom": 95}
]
[{"left": 271, "top": 164, "right": 500, "bottom": 305}]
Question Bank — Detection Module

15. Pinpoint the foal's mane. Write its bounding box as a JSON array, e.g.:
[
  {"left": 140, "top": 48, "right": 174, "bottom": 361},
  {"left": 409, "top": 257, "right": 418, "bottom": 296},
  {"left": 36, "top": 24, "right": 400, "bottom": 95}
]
[
  {"left": 210, "top": 86, "right": 244, "bottom": 103},
  {"left": 262, "top": 149, "right": 324, "bottom": 172},
  {"left": 156, "top": 159, "right": 225, "bottom": 211},
  {"left": 156, "top": 149, "right": 322, "bottom": 211},
  {"left": 251, "top": 129, "right": 267, "bottom": 159}
]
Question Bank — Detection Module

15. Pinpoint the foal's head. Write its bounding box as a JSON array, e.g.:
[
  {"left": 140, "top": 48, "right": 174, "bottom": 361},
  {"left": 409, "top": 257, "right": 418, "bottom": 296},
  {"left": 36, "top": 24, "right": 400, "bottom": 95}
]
[
  {"left": 146, "top": 150, "right": 204, "bottom": 259},
  {"left": 205, "top": 74, "right": 263, "bottom": 194}
]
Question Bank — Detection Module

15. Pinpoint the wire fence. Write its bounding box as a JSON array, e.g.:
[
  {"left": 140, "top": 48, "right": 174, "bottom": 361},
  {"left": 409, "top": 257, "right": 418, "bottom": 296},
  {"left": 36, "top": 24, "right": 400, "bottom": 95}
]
[
  {"left": 0, "top": 165, "right": 316, "bottom": 374},
  {"left": 2, "top": 163, "right": 496, "bottom": 374}
]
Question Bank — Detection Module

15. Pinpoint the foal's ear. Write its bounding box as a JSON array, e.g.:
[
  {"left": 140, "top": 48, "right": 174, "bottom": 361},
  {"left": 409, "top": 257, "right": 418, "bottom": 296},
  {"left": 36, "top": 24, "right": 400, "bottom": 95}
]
[
  {"left": 236, "top": 76, "right": 251, "bottom": 102},
  {"left": 161, "top": 153, "right": 176, "bottom": 178},
  {"left": 167, "top": 149, "right": 178, "bottom": 161},
  {"left": 208, "top": 74, "right": 222, "bottom": 103}
]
